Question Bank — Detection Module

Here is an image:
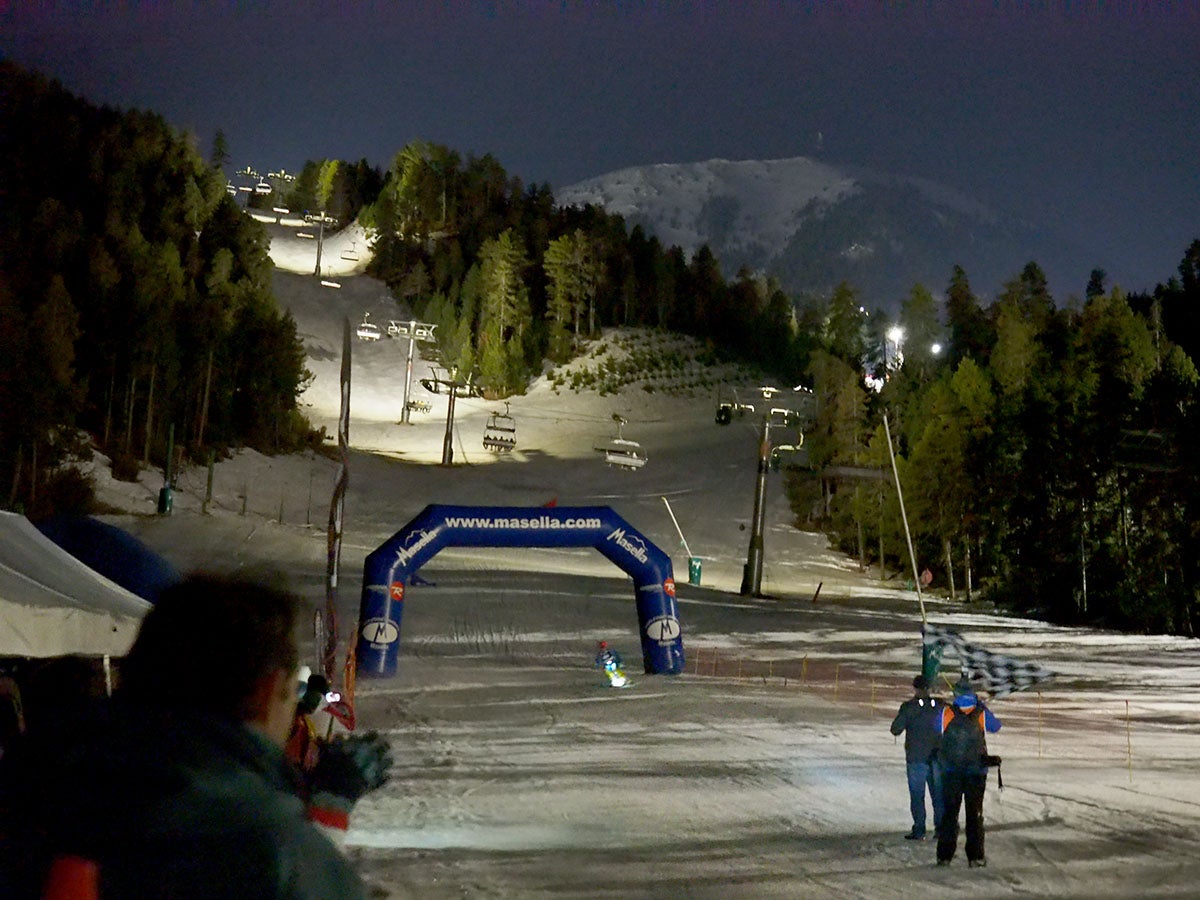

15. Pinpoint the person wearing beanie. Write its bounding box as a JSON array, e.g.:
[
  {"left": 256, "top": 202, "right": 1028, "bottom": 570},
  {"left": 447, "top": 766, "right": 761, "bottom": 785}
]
[
  {"left": 890, "top": 674, "right": 945, "bottom": 840},
  {"left": 936, "top": 676, "right": 1003, "bottom": 868},
  {"left": 0, "top": 573, "right": 385, "bottom": 899}
]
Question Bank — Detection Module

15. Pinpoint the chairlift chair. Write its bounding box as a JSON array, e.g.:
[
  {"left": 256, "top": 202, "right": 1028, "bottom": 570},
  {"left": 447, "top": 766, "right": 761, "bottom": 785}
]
[
  {"left": 770, "top": 432, "right": 809, "bottom": 471},
  {"left": 482, "top": 403, "right": 517, "bottom": 452},
  {"left": 355, "top": 313, "right": 381, "bottom": 341},
  {"left": 254, "top": 181, "right": 272, "bottom": 194},
  {"left": 605, "top": 440, "right": 647, "bottom": 470},
  {"left": 340, "top": 242, "right": 360, "bottom": 262},
  {"left": 420, "top": 366, "right": 448, "bottom": 394},
  {"left": 596, "top": 414, "right": 647, "bottom": 470},
  {"left": 715, "top": 387, "right": 753, "bottom": 425}
]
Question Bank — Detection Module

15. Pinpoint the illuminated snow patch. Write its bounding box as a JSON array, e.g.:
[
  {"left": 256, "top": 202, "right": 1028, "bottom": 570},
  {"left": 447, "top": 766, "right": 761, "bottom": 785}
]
[{"left": 346, "top": 823, "right": 616, "bottom": 851}]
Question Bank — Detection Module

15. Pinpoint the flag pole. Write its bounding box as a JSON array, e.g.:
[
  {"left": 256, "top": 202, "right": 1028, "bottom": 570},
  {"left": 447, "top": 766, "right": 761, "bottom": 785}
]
[
  {"left": 883, "top": 412, "right": 925, "bottom": 623},
  {"left": 883, "top": 412, "right": 932, "bottom": 679},
  {"left": 322, "top": 318, "right": 351, "bottom": 685},
  {"left": 661, "top": 496, "right": 693, "bottom": 558}
]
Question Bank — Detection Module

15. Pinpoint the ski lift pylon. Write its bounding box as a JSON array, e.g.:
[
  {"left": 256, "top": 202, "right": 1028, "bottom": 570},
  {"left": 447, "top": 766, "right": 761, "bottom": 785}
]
[{"left": 482, "top": 402, "right": 517, "bottom": 452}]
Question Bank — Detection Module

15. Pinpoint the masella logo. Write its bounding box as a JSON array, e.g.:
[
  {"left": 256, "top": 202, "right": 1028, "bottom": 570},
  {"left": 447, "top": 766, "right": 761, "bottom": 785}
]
[
  {"left": 644, "top": 614, "right": 681, "bottom": 644},
  {"left": 606, "top": 528, "right": 649, "bottom": 564},
  {"left": 394, "top": 528, "right": 438, "bottom": 566},
  {"left": 361, "top": 618, "right": 399, "bottom": 646}
]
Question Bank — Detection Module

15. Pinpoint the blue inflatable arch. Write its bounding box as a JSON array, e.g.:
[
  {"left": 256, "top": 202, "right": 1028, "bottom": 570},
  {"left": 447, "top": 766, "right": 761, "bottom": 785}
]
[{"left": 355, "top": 505, "right": 686, "bottom": 678}]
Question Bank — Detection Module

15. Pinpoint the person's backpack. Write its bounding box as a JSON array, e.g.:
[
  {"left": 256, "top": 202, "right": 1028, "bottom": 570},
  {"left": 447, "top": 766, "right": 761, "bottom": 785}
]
[{"left": 939, "top": 705, "right": 986, "bottom": 769}]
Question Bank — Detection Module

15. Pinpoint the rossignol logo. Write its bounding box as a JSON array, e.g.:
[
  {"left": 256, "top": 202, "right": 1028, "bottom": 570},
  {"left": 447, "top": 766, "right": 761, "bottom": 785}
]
[
  {"left": 607, "top": 528, "right": 649, "bottom": 563},
  {"left": 644, "top": 614, "right": 681, "bottom": 644},
  {"left": 389, "top": 582, "right": 404, "bottom": 601},
  {"left": 361, "top": 618, "right": 399, "bottom": 646},
  {"left": 663, "top": 578, "right": 675, "bottom": 597}
]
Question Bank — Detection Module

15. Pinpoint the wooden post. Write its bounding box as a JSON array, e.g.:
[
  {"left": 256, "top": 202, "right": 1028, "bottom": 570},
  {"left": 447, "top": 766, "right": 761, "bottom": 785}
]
[
  {"left": 202, "top": 451, "right": 215, "bottom": 515},
  {"left": 1126, "top": 699, "right": 1133, "bottom": 783},
  {"left": 1037, "top": 691, "right": 1043, "bottom": 759}
]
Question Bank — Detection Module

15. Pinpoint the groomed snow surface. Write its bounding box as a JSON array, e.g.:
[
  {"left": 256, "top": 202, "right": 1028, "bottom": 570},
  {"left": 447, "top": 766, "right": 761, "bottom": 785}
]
[{"left": 94, "top": 226, "right": 1200, "bottom": 898}]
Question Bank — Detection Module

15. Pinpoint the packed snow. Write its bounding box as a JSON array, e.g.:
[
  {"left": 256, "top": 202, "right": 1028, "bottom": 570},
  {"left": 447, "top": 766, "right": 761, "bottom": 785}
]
[{"left": 88, "top": 223, "right": 1200, "bottom": 898}]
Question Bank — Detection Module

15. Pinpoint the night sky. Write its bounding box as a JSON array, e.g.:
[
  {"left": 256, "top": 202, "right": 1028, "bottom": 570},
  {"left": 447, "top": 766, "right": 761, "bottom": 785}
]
[{"left": 2, "top": 2, "right": 1196, "bottom": 295}]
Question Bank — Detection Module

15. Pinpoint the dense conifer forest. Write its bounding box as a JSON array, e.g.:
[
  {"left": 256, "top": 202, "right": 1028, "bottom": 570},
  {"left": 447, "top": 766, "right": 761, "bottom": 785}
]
[
  {"left": 3, "top": 62, "right": 1199, "bottom": 634},
  {"left": 0, "top": 63, "right": 311, "bottom": 519}
]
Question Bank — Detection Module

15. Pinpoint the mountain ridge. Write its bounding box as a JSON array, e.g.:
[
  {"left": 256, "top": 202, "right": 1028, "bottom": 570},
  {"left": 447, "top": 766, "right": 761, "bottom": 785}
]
[{"left": 558, "top": 155, "right": 1075, "bottom": 311}]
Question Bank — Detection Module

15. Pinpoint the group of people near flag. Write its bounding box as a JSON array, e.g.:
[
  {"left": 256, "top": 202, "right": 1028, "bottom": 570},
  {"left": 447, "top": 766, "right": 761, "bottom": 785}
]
[
  {"left": 891, "top": 673, "right": 1002, "bottom": 867},
  {"left": 889, "top": 624, "right": 1052, "bottom": 868}
]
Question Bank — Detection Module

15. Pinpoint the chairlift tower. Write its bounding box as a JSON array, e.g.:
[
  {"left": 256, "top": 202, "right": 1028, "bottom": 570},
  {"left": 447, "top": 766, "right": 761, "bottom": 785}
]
[
  {"left": 390, "top": 319, "right": 438, "bottom": 423},
  {"left": 311, "top": 211, "right": 334, "bottom": 278},
  {"left": 739, "top": 386, "right": 812, "bottom": 597},
  {"left": 419, "top": 366, "right": 479, "bottom": 465}
]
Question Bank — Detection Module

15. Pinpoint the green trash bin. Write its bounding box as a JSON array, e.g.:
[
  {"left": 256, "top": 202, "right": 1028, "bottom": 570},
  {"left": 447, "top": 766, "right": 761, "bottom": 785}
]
[
  {"left": 687, "top": 556, "right": 702, "bottom": 586},
  {"left": 157, "top": 485, "right": 173, "bottom": 516}
]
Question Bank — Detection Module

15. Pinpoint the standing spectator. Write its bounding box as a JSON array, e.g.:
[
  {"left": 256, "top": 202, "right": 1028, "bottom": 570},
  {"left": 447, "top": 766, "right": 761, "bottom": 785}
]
[
  {"left": 936, "top": 677, "right": 1002, "bottom": 868},
  {"left": 890, "top": 674, "right": 944, "bottom": 840},
  {"left": 0, "top": 572, "right": 389, "bottom": 899}
]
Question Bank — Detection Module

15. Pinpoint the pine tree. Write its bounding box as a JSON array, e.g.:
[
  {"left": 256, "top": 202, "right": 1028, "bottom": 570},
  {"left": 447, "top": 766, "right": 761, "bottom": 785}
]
[
  {"left": 478, "top": 230, "right": 530, "bottom": 395},
  {"left": 210, "top": 129, "right": 230, "bottom": 174}
]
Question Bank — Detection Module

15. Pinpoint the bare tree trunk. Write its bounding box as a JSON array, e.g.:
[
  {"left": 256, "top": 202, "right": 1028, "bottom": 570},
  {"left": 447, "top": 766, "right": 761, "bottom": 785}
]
[
  {"left": 857, "top": 519, "right": 865, "bottom": 572},
  {"left": 943, "top": 535, "right": 956, "bottom": 601},
  {"left": 142, "top": 364, "right": 156, "bottom": 465},
  {"left": 104, "top": 365, "right": 116, "bottom": 448},
  {"left": 1080, "top": 508, "right": 1089, "bottom": 616},
  {"left": 878, "top": 507, "right": 886, "bottom": 582},
  {"left": 29, "top": 442, "right": 37, "bottom": 511},
  {"left": 197, "top": 348, "right": 214, "bottom": 450},
  {"left": 124, "top": 374, "right": 138, "bottom": 452},
  {"left": 8, "top": 445, "right": 23, "bottom": 508},
  {"left": 963, "top": 536, "right": 973, "bottom": 603}
]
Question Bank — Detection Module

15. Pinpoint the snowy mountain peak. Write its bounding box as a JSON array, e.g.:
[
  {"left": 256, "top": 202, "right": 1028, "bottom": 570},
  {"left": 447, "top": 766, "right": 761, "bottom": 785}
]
[
  {"left": 559, "top": 156, "right": 1060, "bottom": 311},
  {"left": 558, "top": 156, "right": 858, "bottom": 264}
]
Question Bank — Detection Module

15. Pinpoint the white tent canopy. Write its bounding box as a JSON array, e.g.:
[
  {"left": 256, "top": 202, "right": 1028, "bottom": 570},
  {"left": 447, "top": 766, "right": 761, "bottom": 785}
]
[{"left": 0, "top": 511, "right": 150, "bottom": 658}]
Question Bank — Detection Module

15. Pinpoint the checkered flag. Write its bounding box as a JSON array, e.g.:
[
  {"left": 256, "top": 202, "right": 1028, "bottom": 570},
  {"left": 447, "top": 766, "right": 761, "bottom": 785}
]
[{"left": 923, "top": 623, "right": 1055, "bottom": 698}]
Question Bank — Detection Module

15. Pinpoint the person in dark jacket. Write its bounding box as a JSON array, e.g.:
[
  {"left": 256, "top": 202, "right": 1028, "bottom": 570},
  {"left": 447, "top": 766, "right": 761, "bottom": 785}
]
[
  {"left": 935, "top": 677, "right": 1002, "bottom": 868},
  {"left": 890, "top": 674, "right": 944, "bottom": 840},
  {"left": 0, "top": 573, "right": 383, "bottom": 899}
]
